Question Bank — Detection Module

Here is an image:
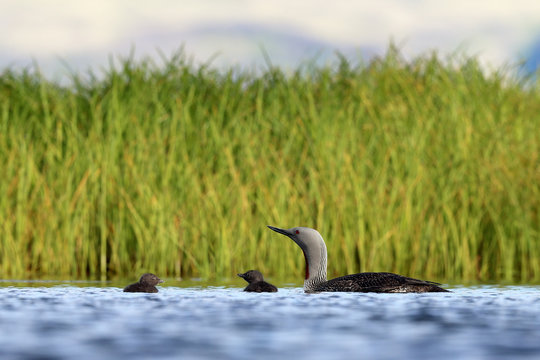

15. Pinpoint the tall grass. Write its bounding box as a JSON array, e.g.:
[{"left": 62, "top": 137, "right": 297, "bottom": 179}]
[{"left": 1, "top": 47, "right": 539, "bottom": 282}]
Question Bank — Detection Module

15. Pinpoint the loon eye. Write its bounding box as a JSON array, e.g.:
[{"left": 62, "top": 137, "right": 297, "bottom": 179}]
[{"left": 295, "top": 230, "right": 300, "bottom": 234}]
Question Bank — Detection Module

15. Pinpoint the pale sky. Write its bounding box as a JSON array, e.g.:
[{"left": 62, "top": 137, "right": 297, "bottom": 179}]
[{"left": 1, "top": 0, "right": 539, "bottom": 79}]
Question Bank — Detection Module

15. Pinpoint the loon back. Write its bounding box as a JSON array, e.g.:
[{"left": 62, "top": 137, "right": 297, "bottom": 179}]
[
  {"left": 311, "top": 272, "right": 449, "bottom": 293},
  {"left": 243, "top": 281, "right": 278, "bottom": 293}
]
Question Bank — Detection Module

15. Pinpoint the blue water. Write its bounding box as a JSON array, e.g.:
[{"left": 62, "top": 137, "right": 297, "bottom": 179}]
[{"left": 0, "top": 284, "right": 539, "bottom": 360}]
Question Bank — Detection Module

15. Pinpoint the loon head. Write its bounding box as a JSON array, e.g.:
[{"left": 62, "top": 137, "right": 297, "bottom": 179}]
[
  {"left": 237, "top": 270, "right": 264, "bottom": 284},
  {"left": 139, "top": 273, "right": 164, "bottom": 286},
  {"left": 267, "top": 226, "right": 327, "bottom": 283}
]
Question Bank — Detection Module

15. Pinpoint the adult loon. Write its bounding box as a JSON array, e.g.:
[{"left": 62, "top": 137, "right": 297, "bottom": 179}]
[
  {"left": 238, "top": 270, "right": 278, "bottom": 292},
  {"left": 123, "top": 273, "right": 164, "bottom": 293},
  {"left": 267, "top": 226, "right": 449, "bottom": 293}
]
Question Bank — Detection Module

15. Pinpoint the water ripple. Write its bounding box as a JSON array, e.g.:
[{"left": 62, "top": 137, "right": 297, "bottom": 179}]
[{"left": 0, "top": 285, "right": 539, "bottom": 359}]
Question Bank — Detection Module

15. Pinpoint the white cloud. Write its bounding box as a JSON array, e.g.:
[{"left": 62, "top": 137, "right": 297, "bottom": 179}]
[{"left": 1, "top": 0, "right": 539, "bottom": 76}]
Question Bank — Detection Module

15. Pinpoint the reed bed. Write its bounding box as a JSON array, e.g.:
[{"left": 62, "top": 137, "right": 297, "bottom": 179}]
[{"left": 0, "top": 48, "right": 539, "bottom": 282}]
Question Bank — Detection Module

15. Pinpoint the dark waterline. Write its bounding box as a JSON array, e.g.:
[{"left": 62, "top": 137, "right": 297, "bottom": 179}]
[{"left": 0, "top": 283, "right": 539, "bottom": 360}]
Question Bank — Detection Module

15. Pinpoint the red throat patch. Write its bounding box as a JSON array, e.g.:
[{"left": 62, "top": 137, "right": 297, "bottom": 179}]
[{"left": 302, "top": 249, "right": 309, "bottom": 279}]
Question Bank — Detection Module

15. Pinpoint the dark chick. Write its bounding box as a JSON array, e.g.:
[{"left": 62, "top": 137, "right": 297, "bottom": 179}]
[
  {"left": 123, "top": 273, "right": 164, "bottom": 293},
  {"left": 238, "top": 270, "right": 278, "bottom": 293}
]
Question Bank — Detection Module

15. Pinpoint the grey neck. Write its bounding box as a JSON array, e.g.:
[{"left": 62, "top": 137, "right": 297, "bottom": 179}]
[{"left": 303, "top": 242, "right": 328, "bottom": 292}]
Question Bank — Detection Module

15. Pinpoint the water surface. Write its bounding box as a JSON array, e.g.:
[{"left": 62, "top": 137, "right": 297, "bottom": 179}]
[{"left": 0, "top": 284, "right": 539, "bottom": 360}]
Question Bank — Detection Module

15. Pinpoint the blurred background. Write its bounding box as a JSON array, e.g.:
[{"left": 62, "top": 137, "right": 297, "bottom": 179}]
[
  {"left": 1, "top": 0, "right": 540, "bottom": 283},
  {"left": 2, "top": 0, "right": 540, "bottom": 80}
]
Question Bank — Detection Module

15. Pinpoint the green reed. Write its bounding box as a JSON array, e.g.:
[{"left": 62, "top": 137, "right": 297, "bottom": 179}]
[{"left": 0, "top": 47, "right": 539, "bottom": 282}]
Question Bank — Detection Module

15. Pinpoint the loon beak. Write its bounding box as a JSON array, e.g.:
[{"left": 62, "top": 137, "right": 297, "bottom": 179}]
[
  {"left": 237, "top": 273, "right": 246, "bottom": 279},
  {"left": 267, "top": 225, "right": 293, "bottom": 237}
]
